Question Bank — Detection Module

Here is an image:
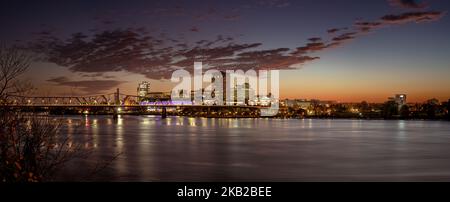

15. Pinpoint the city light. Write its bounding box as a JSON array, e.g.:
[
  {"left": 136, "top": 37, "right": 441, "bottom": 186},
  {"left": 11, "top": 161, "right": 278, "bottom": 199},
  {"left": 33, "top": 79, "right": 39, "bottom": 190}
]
[{"left": 1, "top": 0, "right": 450, "bottom": 188}]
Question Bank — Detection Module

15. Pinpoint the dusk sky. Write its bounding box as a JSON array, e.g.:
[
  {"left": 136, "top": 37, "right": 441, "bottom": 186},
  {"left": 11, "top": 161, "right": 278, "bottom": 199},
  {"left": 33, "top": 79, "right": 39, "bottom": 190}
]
[{"left": 1, "top": 0, "right": 450, "bottom": 102}]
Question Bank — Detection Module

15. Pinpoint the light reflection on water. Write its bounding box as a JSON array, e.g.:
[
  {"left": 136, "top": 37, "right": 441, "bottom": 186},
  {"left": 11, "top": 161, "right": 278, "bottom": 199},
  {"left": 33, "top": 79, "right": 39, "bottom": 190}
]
[{"left": 59, "top": 115, "right": 450, "bottom": 181}]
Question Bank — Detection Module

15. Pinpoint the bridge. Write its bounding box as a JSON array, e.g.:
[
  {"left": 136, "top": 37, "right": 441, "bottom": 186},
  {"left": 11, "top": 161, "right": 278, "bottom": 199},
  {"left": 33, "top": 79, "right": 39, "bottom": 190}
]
[
  {"left": 1, "top": 89, "right": 270, "bottom": 118},
  {"left": 3, "top": 89, "right": 139, "bottom": 107}
]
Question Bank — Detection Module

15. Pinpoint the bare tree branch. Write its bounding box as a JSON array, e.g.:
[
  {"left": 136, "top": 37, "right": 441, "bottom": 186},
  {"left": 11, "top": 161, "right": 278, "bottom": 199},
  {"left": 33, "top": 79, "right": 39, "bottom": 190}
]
[{"left": 0, "top": 44, "right": 31, "bottom": 100}]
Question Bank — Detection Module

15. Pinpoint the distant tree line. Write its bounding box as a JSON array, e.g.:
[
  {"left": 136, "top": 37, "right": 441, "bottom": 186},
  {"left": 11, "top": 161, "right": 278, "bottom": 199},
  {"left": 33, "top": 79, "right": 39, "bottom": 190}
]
[{"left": 278, "top": 100, "right": 450, "bottom": 120}]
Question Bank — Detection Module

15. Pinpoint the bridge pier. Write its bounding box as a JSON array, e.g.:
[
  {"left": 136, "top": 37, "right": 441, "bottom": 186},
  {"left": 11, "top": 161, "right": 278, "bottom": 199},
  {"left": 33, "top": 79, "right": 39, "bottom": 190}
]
[
  {"left": 113, "top": 106, "right": 120, "bottom": 120},
  {"left": 161, "top": 106, "right": 167, "bottom": 119}
]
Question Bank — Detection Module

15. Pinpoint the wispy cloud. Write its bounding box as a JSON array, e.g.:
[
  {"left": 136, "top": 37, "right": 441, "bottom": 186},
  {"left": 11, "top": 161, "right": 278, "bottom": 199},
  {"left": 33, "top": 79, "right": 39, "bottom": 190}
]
[
  {"left": 381, "top": 11, "right": 444, "bottom": 24},
  {"left": 29, "top": 1, "right": 446, "bottom": 81},
  {"left": 388, "top": 0, "right": 427, "bottom": 9},
  {"left": 46, "top": 76, "right": 126, "bottom": 94}
]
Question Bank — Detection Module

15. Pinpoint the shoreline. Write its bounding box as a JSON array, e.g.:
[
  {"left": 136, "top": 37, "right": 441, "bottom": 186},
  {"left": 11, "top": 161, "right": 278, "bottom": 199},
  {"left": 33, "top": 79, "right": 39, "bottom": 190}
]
[{"left": 44, "top": 112, "right": 450, "bottom": 121}]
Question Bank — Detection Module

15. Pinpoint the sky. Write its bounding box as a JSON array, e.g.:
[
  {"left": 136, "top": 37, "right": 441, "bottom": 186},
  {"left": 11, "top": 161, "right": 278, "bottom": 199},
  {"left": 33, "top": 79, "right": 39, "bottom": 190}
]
[{"left": 1, "top": 0, "right": 450, "bottom": 103}]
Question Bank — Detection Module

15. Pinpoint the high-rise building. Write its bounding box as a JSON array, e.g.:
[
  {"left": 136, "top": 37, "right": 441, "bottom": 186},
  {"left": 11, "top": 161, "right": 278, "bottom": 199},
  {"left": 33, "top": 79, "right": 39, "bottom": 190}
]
[
  {"left": 209, "top": 71, "right": 226, "bottom": 105},
  {"left": 395, "top": 94, "right": 407, "bottom": 106},
  {"left": 234, "top": 82, "right": 252, "bottom": 105},
  {"left": 137, "top": 81, "right": 151, "bottom": 101},
  {"left": 387, "top": 94, "right": 407, "bottom": 111},
  {"left": 221, "top": 71, "right": 227, "bottom": 105},
  {"left": 244, "top": 82, "right": 255, "bottom": 105},
  {"left": 210, "top": 71, "right": 257, "bottom": 105},
  {"left": 208, "top": 71, "right": 227, "bottom": 105}
]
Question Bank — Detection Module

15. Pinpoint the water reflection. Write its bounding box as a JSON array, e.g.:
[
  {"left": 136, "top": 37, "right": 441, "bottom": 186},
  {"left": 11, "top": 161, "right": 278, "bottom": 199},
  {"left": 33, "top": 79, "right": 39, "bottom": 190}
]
[{"left": 59, "top": 116, "right": 450, "bottom": 181}]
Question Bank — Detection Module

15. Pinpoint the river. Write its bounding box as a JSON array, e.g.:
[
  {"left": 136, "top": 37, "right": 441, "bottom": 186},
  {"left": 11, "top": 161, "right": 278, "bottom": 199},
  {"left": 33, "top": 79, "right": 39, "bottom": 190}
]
[{"left": 56, "top": 115, "right": 450, "bottom": 181}]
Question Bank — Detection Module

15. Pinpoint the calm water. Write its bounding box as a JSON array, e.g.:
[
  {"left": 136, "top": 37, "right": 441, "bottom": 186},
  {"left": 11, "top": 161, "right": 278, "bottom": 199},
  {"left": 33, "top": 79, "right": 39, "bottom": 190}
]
[{"left": 57, "top": 115, "right": 450, "bottom": 181}]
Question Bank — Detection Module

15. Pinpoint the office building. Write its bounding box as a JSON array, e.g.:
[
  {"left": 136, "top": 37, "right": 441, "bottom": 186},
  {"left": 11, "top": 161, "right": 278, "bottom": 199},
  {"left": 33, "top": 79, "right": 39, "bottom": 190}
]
[
  {"left": 137, "top": 81, "right": 151, "bottom": 101},
  {"left": 395, "top": 94, "right": 407, "bottom": 106}
]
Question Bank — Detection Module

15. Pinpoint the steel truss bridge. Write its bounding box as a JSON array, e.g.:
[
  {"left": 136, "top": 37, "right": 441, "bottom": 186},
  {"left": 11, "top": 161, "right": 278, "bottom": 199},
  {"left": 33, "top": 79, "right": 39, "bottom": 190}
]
[
  {"left": 4, "top": 93, "right": 138, "bottom": 107},
  {"left": 1, "top": 89, "right": 268, "bottom": 118}
]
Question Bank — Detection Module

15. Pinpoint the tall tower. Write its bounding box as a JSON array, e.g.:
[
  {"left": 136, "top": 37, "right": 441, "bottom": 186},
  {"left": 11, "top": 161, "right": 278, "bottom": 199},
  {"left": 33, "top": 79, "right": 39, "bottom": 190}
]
[{"left": 115, "top": 88, "right": 120, "bottom": 105}]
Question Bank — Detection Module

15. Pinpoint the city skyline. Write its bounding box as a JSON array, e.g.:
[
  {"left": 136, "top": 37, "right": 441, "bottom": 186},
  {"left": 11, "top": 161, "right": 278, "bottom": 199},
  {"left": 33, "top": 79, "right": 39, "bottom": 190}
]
[
  {"left": 3, "top": 0, "right": 450, "bottom": 186},
  {"left": 1, "top": 0, "right": 450, "bottom": 102}
]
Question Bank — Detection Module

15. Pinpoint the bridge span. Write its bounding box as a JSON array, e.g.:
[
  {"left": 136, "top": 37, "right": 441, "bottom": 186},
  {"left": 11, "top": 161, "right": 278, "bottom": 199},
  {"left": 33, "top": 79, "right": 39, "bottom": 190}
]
[{"left": 1, "top": 89, "right": 271, "bottom": 118}]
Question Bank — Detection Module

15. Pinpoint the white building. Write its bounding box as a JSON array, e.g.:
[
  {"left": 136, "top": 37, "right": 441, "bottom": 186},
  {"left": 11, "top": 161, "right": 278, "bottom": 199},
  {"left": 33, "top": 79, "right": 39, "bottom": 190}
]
[
  {"left": 395, "top": 94, "right": 407, "bottom": 106},
  {"left": 137, "top": 81, "right": 151, "bottom": 101}
]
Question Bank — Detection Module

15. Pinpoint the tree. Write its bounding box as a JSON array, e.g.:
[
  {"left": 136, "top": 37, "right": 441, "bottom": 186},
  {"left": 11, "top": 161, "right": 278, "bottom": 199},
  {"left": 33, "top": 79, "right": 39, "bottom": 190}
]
[
  {"left": 399, "top": 105, "right": 410, "bottom": 119},
  {"left": 423, "top": 103, "right": 437, "bottom": 119},
  {"left": 0, "top": 45, "right": 73, "bottom": 182},
  {"left": 0, "top": 45, "right": 32, "bottom": 101},
  {"left": 447, "top": 101, "right": 450, "bottom": 120},
  {"left": 0, "top": 45, "right": 120, "bottom": 182},
  {"left": 360, "top": 101, "right": 370, "bottom": 112},
  {"left": 0, "top": 112, "right": 86, "bottom": 181},
  {"left": 383, "top": 101, "right": 398, "bottom": 119}
]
